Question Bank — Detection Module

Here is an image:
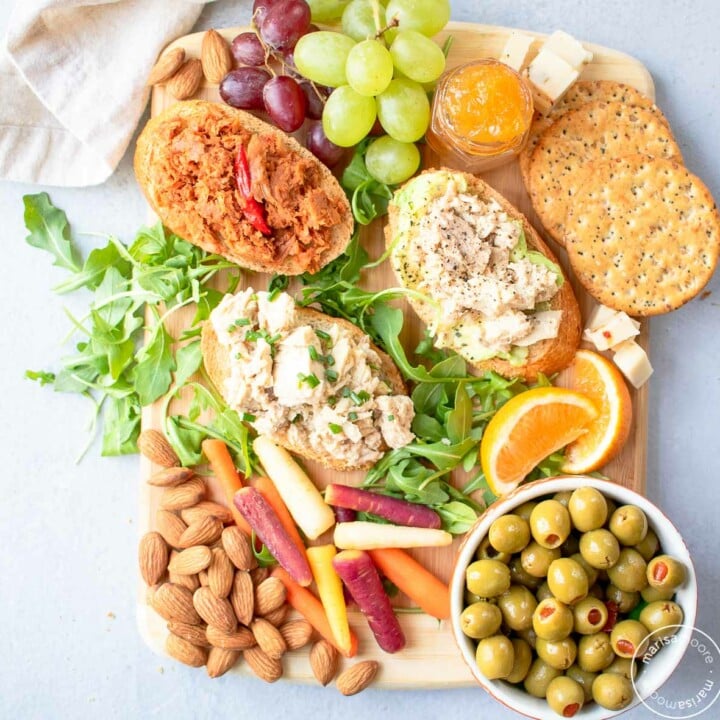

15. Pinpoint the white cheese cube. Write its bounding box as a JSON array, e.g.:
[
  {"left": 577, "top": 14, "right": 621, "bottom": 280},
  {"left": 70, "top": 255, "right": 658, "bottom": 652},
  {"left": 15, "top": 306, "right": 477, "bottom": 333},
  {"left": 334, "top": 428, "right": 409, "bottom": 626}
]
[
  {"left": 583, "top": 312, "right": 641, "bottom": 351},
  {"left": 500, "top": 31, "right": 535, "bottom": 71},
  {"left": 585, "top": 303, "right": 619, "bottom": 331},
  {"left": 543, "top": 30, "right": 593, "bottom": 70},
  {"left": 612, "top": 339, "right": 653, "bottom": 388},
  {"left": 527, "top": 48, "right": 579, "bottom": 103}
]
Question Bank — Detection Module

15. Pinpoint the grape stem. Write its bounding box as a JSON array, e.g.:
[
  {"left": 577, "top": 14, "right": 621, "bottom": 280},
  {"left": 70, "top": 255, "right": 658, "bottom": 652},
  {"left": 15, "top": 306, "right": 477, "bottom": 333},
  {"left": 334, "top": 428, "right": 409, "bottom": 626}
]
[{"left": 374, "top": 16, "right": 400, "bottom": 41}]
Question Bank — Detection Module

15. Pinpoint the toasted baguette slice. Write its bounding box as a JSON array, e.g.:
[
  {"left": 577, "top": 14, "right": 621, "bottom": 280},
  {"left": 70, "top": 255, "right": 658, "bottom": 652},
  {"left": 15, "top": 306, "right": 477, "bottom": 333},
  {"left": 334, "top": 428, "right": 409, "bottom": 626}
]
[
  {"left": 134, "top": 100, "right": 353, "bottom": 275},
  {"left": 385, "top": 169, "right": 581, "bottom": 381},
  {"left": 201, "top": 306, "right": 406, "bottom": 472}
]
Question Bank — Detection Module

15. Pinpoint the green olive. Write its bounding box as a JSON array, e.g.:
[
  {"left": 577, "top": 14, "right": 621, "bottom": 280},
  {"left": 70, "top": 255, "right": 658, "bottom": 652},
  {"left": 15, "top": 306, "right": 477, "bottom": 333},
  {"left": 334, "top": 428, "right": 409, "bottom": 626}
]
[
  {"left": 579, "top": 529, "right": 620, "bottom": 569},
  {"left": 606, "top": 584, "right": 640, "bottom": 613},
  {"left": 475, "top": 634, "right": 514, "bottom": 679},
  {"left": 497, "top": 584, "right": 538, "bottom": 631},
  {"left": 515, "top": 501, "right": 538, "bottom": 522},
  {"left": 568, "top": 487, "right": 608, "bottom": 532},
  {"left": 475, "top": 535, "right": 511, "bottom": 564},
  {"left": 647, "top": 555, "right": 686, "bottom": 592},
  {"left": 517, "top": 626, "right": 538, "bottom": 649},
  {"left": 533, "top": 597, "right": 574, "bottom": 641},
  {"left": 609, "top": 504, "right": 648, "bottom": 546},
  {"left": 604, "top": 497, "right": 618, "bottom": 523},
  {"left": 509, "top": 557, "right": 542, "bottom": 590},
  {"left": 634, "top": 527, "right": 660, "bottom": 561},
  {"left": 506, "top": 638, "right": 533, "bottom": 683},
  {"left": 606, "top": 656, "right": 637, "bottom": 681},
  {"left": 611, "top": 619, "right": 650, "bottom": 658},
  {"left": 466, "top": 559, "right": 511, "bottom": 597},
  {"left": 553, "top": 490, "right": 573, "bottom": 508},
  {"left": 464, "top": 589, "right": 485, "bottom": 605},
  {"left": 530, "top": 500, "right": 571, "bottom": 549},
  {"left": 592, "top": 672, "right": 634, "bottom": 710},
  {"left": 536, "top": 636, "right": 577, "bottom": 670},
  {"left": 570, "top": 552, "right": 599, "bottom": 586},
  {"left": 546, "top": 675, "right": 585, "bottom": 717},
  {"left": 639, "top": 600, "right": 684, "bottom": 637},
  {"left": 521, "top": 542, "right": 561, "bottom": 578},
  {"left": 547, "top": 558, "right": 589, "bottom": 605},
  {"left": 489, "top": 514, "right": 531, "bottom": 554},
  {"left": 607, "top": 548, "right": 648, "bottom": 592},
  {"left": 573, "top": 597, "right": 608, "bottom": 635},
  {"left": 641, "top": 585, "right": 675, "bottom": 603},
  {"left": 566, "top": 664, "right": 597, "bottom": 702},
  {"left": 561, "top": 533, "right": 580, "bottom": 557},
  {"left": 536, "top": 581, "right": 553, "bottom": 602},
  {"left": 460, "top": 601, "right": 503, "bottom": 639},
  {"left": 523, "top": 657, "right": 562, "bottom": 698},
  {"left": 577, "top": 632, "right": 615, "bottom": 672}
]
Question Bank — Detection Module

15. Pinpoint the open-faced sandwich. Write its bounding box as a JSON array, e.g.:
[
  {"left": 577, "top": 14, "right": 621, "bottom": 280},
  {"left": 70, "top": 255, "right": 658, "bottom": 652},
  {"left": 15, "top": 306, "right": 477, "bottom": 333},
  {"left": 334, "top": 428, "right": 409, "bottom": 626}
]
[
  {"left": 134, "top": 100, "right": 354, "bottom": 275},
  {"left": 385, "top": 169, "right": 581, "bottom": 380},
  {"left": 201, "top": 288, "right": 415, "bottom": 471}
]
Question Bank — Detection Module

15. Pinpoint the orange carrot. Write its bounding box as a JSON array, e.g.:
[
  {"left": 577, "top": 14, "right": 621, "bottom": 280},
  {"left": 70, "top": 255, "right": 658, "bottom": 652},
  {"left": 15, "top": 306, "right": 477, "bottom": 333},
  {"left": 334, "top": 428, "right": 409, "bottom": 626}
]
[
  {"left": 201, "top": 439, "right": 253, "bottom": 537},
  {"left": 271, "top": 566, "right": 358, "bottom": 657},
  {"left": 368, "top": 548, "right": 451, "bottom": 620},
  {"left": 254, "top": 474, "right": 308, "bottom": 564}
]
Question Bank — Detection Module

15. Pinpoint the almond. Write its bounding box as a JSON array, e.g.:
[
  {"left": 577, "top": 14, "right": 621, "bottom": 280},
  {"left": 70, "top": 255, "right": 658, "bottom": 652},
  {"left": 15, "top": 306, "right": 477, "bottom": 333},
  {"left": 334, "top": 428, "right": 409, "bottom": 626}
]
[
  {"left": 199, "top": 569, "right": 210, "bottom": 586},
  {"left": 147, "top": 466, "right": 193, "bottom": 487},
  {"left": 254, "top": 576, "right": 287, "bottom": 616},
  {"left": 138, "top": 429, "right": 180, "bottom": 466},
  {"left": 222, "top": 526, "right": 256, "bottom": 570},
  {"left": 262, "top": 604, "right": 289, "bottom": 627},
  {"left": 279, "top": 619, "right": 313, "bottom": 651},
  {"left": 251, "top": 618, "right": 287, "bottom": 659},
  {"left": 193, "top": 587, "right": 237, "bottom": 632},
  {"left": 201, "top": 29, "right": 233, "bottom": 84},
  {"left": 168, "top": 545, "right": 212, "bottom": 575},
  {"left": 152, "top": 583, "right": 201, "bottom": 625},
  {"left": 310, "top": 639, "right": 339, "bottom": 686},
  {"left": 146, "top": 48, "right": 186, "bottom": 86},
  {"left": 230, "top": 570, "right": 254, "bottom": 625},
  {"left": 166, "top": 632, "right": 208, "bottom": 668},
  {"left": 168, "top": 58, "right": 203, "bottom": 100},
  {"left": 138, "top": 531, "right": 169, "bottom": 586},
  {"left": 170, "top": 569, "right": 200, "bottom": 592},
  {"left": 206, "top": 647, "right": 240, "bottom": 678},
  {"left": 167, "top": 621, "right": 210, "bottom": 648},
  {"left": 336, "top": 660, "right": 379, "bottom": 696},
  {"left": 206, "top": 624, "right": 256, "bottom": 651},
  {"left": 181, "top": 501, "right": 233, "bottom": 526},
  {"left": 156, "top": 510, "right": 188, "bottom": 547},
  {"left": 160, "top": 477, "right": 205, "bottom": 511},
  {"left": 250, "top": 566, "right": 270, "bottom": 586},
  {"left": 243, "top": 646, "right": 283, "bottom": 683},
  {"left": 208, "top": 548, "right": 234, "bottom": 599},
  {"left": 177, "top": 515, "right": 222, "bottom": 548}
]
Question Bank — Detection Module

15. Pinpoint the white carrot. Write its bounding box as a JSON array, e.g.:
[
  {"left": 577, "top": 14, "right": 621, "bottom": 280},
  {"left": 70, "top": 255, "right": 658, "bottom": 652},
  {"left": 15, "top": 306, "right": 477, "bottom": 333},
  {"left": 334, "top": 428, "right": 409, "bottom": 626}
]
[{"left": 333, "top": 521, "right": 452, "bottom": 550}]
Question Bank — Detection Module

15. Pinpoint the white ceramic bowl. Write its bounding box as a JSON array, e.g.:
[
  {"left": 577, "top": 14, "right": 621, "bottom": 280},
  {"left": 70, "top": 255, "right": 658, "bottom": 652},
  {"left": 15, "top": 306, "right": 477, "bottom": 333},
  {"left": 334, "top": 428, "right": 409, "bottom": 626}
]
[{"left": 450, "top": 476, "right": 698, "bottom": 720}]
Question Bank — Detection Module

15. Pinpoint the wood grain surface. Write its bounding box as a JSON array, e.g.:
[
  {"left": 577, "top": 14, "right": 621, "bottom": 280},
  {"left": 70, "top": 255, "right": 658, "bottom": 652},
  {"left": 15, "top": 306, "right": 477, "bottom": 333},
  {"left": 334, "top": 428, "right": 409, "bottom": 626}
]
[{"left": 138, "top": 22, "right": 652, "bottom": 687}]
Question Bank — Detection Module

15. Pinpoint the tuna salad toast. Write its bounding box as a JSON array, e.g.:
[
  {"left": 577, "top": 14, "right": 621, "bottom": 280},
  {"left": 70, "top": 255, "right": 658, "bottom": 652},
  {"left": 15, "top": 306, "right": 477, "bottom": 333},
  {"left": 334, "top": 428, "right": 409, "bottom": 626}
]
[
  {"left": 134, "top": 101, "right": 354, "bottom": 275},
  {"left": 385, "top": 169, "right": 581, "bottom": 380},
  {"left": 202, "top": 289, "right": 415, "bottom": 471}
]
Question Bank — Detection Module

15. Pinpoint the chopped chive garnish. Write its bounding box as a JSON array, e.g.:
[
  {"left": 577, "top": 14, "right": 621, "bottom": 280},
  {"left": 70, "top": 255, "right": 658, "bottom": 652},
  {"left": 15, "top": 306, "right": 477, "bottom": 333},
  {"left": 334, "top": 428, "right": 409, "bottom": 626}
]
[
  {"left": 350, "top": 389, "right": 371, "bottom": 405},
  {"left": 325, "top": 354, "right": 335, "bottom": 366},
  {"left": 388, "top": 414, "right": 395, "bottom": 421},
  {"left": 328, "top": 423, "right": 343, "bottom": 434},
  {"left": 267, "top": 287, "right": 281, "bottom": 301},
  {"left": 315, "top": 329, "right": 331, "bottom": 341},
  {"left": 298, "top": 373, "right": 320, "bottom": 388},
  {"left": 241, "top": 412, "right": 256, "bottom": 423},
  {"left": 308, "top": 346, "right": 321, "bottom": 362},
  {"left": 341, "top": 387, "right": 352, "bottom": 398},
  {"left": 234, "top": 317, "right": 250, "bottom": 326},
  {"left": 327, "top": 395, "right": 337, "bottom": 407},
  {"left": 291, "top": 413, "right": 303, "bottom": 424},
  {"left": 325, "top": 369, "right": 338, "bottom": 383},
  {"left": 348, "top": 412, "right": 358, "bottom": 422}
]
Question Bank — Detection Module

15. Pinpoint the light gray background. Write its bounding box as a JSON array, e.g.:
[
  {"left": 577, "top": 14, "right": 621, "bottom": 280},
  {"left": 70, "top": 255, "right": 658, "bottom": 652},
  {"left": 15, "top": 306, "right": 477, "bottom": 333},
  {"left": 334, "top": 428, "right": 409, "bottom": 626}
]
[{"left": 1, "top": 1, "right": 718, "bottom": 718}]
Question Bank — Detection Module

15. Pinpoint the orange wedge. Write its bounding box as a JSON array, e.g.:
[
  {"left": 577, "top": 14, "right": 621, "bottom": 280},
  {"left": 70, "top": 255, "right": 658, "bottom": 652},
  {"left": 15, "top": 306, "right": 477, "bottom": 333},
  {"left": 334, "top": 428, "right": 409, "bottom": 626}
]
[
  {"left": 561, "top": 349, "right": 633, "bottom": 474},
  {"left": 481, "top": 387, "right": 599, "bottom": 496}
]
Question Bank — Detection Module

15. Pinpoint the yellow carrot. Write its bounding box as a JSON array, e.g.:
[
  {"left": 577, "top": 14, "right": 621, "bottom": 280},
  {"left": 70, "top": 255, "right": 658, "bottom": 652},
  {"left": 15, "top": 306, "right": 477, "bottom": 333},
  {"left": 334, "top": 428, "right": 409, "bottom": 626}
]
[{"left": 306, "top": 545, "right": 352, "bottom": 656}]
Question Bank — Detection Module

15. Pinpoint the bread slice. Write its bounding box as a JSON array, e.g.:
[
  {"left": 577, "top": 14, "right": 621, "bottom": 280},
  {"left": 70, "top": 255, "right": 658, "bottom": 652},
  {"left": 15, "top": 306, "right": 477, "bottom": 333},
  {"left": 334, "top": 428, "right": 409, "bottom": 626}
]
[
  {"left": 385, "top": 169, "right": 581, "bottom": 381},
  {"left": 134, "top": 100, "right": 354, "bottom": 275},
  {"left": 201, "top": 306, "right": 406, "bottom": 472}
]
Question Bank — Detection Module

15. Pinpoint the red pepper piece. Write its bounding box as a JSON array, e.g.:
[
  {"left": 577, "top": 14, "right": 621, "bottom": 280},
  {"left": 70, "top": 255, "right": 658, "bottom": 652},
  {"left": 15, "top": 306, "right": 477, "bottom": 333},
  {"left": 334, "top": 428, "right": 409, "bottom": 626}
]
[
  {"left": 234, "top": 144, "right": 271, "bottom": 236},
  {"left": 603, "top": 600, "right": 619, "bottom": 632}
]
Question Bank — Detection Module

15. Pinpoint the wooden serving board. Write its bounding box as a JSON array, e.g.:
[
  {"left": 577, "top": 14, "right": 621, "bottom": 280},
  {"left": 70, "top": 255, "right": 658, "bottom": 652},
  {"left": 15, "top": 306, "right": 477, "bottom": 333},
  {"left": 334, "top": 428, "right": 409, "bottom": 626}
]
[{"left": 138, "top": 22, "right": 651, "bottom": 688}]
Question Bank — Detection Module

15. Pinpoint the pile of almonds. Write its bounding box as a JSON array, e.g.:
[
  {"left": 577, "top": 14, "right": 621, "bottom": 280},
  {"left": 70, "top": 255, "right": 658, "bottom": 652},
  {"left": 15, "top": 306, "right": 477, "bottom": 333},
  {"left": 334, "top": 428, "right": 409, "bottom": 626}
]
[
  {"left": 138, "top": 430, "right": 379, "bottom": 694},
  {"left": 147, "top": 29, "right": 233, "bottom": 100}
]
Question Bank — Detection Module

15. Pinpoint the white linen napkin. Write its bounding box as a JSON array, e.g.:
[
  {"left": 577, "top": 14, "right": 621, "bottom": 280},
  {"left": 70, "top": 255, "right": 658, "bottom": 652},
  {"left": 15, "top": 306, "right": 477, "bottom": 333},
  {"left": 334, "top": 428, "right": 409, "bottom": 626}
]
[{"left": 2, "top": 0, "right": 214, "bottom": 187}]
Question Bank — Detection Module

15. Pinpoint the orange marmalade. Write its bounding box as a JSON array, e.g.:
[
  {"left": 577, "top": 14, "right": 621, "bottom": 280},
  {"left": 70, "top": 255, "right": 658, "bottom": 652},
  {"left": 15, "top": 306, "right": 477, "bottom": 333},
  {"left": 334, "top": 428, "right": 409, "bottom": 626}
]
[{"left": 426, "top": 59, "right": 534, "bottom": 172}]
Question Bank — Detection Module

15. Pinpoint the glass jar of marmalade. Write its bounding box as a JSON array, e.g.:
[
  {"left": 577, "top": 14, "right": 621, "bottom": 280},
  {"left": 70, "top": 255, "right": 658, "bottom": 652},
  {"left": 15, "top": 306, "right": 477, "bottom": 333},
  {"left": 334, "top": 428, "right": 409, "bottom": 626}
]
[{"left": 426, "top": 59, "right": 534, "bottom": 173}]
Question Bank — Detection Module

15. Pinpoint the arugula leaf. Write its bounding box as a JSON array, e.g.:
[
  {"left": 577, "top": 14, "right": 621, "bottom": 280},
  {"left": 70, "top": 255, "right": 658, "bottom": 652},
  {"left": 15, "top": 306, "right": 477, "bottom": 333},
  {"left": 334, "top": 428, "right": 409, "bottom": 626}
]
[
  {"left": 446, "top": 383, "right": 472, "bottom": 444},
  {"left": 436, "top": 501, "right": 477, "bottom": 534},
  {"left": 174, "top": 340, "right": 203, "bottom": 387},
  {"left": 101, "top": 395, "right": 141, "bottom": 456},
  {"left": 341, "top": 140, "right": 394, "bottom": 225},
  {"left": 25, "top": 369, "right": 56, "bottom": 386},
  {"left": 134, "top": 319, "right": 176, "bottom": 406},
  {"left": 23, "top": 193, "right": 81, "bottom": 273}
]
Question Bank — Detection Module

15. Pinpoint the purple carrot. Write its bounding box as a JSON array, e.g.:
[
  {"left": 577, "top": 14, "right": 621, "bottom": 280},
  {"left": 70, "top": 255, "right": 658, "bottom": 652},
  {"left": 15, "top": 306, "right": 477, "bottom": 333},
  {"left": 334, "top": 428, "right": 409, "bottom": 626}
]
[
  {"left": 332, "top": 504, "right": 357, "bottom": 524},
  {"left": 233, "top": 486, "right": 312, "bottom": 586},
  {"left": 325, "top": 483, "right": 441, "bottom": 529},
  {"left": 333, "top": 549, "right": 406, "bottom": 654}
]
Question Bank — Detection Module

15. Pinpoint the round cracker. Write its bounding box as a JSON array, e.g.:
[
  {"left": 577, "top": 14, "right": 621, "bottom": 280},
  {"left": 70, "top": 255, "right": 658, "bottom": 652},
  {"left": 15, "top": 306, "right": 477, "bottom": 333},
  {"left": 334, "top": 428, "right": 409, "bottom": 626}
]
[
  {"left": 528, "top": 100, "right": 681, "bottom": 246},
  {"left": 564, "top": 154, "right": 720, "bottom": 316},
  {"left": 519, "top": 80, "right": 660, "bottom": 189}
]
